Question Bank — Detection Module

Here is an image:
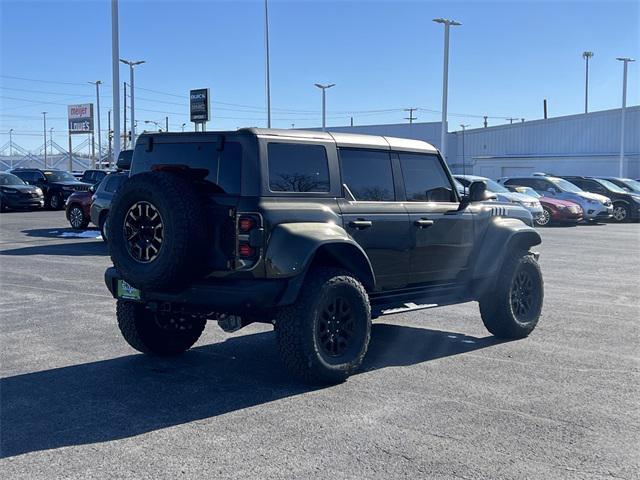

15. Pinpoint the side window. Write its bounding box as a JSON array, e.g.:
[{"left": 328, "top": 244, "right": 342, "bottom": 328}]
[
  {"left": 535, "top": 179, "right": 556, "bottom": 192},
  {"left": 268, "top": 143, "right": 330, "bottom": 193},
  {"left": 339, "top": 149, "right": 395, "bottom": 201},
  {"left": 399, "top": 153, "right": 454, "bottom": 202}
]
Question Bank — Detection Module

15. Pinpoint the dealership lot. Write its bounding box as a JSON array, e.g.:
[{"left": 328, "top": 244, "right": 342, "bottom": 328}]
[{"left": 1, "top": 211, "right": 638, "bottom": 479}]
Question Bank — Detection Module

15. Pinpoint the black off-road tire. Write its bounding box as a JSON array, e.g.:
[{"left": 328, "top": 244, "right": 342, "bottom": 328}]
[
  {"left": 68, "top": 205, "right": 89, "bottom": 229},
  {"left": 116, "top": 300, "right": 206, "bottom": 355},
  {"left": 479, "top": 251, "right": 543, "bottom": 339},
  {"left": 275, "top": 267, "right": 371, "bottom": 385},
  {"left": 108, "top": 171, "right": 210, "bottom": 291}
]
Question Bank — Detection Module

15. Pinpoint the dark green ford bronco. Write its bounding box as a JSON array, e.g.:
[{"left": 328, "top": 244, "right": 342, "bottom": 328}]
[{"left": 105, "top": 128, "right": 543, "bottom": 384}]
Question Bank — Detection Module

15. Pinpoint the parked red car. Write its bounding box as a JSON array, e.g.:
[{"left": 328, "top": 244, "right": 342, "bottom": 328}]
[
  {"left": 510, "top": 186, "right": 583, "bottom": 226},
  {"left": 65, "top": 190, "right": 93, "bottom": 229}
]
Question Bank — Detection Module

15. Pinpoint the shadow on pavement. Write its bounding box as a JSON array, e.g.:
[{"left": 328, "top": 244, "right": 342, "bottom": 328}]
[
  {"left": 0, "top": 241, "right": 107, "bottom": 256},
  {"left": 0, "top": 323, "right": 503, "bottom": 458},
  {"left": 21, "top": 227, "right": 100, "bottom": 239}
]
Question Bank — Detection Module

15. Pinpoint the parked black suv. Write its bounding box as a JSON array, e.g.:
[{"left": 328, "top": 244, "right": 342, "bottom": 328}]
[
  {"left": 10, "top": 168, "right": 91, "bottom": 210},
  {"left": 79, "top": 168, "right": 112, "bottom": 185},
  {"left": 105, "top": 129, "right": 543, "bottom": 384},
  {"left": 0, "top": 172, "right": 45, "bottom": 211},
  {"left": 560, "top": 176, "right": 640, "bottom": 223}
]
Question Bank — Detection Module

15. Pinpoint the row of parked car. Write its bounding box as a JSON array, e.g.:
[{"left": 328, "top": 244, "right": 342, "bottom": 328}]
[
  {"left": 453, "top": 173, "right": 640, "bottom": 226},
  {"left": 0, "top": 152, "right": 133, "bottom": 238}
]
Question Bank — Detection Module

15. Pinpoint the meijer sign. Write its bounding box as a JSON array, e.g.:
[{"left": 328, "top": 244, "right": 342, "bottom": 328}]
[{"left": 68, "top": 103, "right": 94, "bottom": 134}]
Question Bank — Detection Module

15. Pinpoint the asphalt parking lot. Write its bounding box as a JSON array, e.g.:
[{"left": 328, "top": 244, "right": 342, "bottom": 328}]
[{"left": 1, "top": 210, "right": 638, "bottom": 479}]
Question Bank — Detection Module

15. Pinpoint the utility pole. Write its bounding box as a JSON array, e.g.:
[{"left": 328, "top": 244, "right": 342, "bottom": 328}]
[
  {"left": 483, "top": 116, "right": 488, "bottom": 128},
  {"left": 264, "top": 0, "right": 272, "bottom": 128},
  {"left": 617, "top": 57, "right": 635, "bottom": 177},
  {"left": 460, "top": 124, "right": 470, "bottom": 176},
  {"left": 42, "top": 112, "right": 47, "bottom": 168},
  {"left": 123, "top": 82, "right": 127, "bottom": 149},
  {"left": 111, "top": 0, "right": 121, "bottom": 164},
  {"left": 120, "top": 59, "right": 145, "bottom": 146},
  {"left": 108, "top": 110, "right": 112, "bottom": 164},
  {"left": 433, "top": 17, "right": 461, "bottom": 161},
  {"left": 350, "top": 116, "right": 354, "bottom": 127},
  {"left": 506, "top": 117, "right": 519, "bottom": 124},
  {"left": 181, "top": 123, "right": 186, "bottom": 132},
  {"left": 50, "top": 127, "right": 54, "bottom": 158},
  {"left": 89, "top": 80, "right": 102, "bottom": 167},
  {"left": 404, "top": 108, "right": 418, "bottom": 124},
  {"left": 582, "top": 51, "right": 594, "bottom": 114},
  {"left": 9, "top": 129, "right": 13, "bottom": 156},
  {"left": 314, "top": 83, "right": 335, "bottom": 132},
  {"left": 165, "top": 116, "right": 169, "bottom": 132}
]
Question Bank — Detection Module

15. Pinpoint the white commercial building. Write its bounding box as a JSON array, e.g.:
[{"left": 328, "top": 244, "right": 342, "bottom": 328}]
[{"left": 326, "top": 106, "right": 640, "bottom": 179}]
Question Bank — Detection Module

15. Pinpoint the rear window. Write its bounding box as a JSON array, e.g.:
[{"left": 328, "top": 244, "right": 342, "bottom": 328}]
[
  {"left": 268, "top": 143, "right": 330, "bottom": 192},
  {"left": 133, "top": 142, "right": 242, "bottom": 194}
]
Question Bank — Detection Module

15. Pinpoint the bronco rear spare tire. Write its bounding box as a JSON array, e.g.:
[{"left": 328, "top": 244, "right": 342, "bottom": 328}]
[{"left": 108, "top": 171, "right": 210, "bottom": 291}]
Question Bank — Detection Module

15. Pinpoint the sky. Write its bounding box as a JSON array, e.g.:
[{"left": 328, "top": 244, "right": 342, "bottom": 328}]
[{"left": 1, "top": 0, "right": 638, "bottom": 152}]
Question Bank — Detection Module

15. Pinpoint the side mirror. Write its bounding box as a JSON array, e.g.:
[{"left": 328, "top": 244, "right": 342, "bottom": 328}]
[
  {"left": 116, "top": 150, "right": 133, "bottom": 170},
  {"left": 458, "top": 181, "right": 491, "bottom": 210}
]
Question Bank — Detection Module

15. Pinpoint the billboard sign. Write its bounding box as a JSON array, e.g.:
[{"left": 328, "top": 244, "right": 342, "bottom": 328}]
[
  {"left": 190, "top": 88, "right": 210, "bottom": 122},
  {"left": 68, "top": 103, "right": 94, "bottom": 134}
]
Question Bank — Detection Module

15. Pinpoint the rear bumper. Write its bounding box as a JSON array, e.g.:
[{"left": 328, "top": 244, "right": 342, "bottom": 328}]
[{"left": 104, "top": 267, "right": 288, "bottom": 314}]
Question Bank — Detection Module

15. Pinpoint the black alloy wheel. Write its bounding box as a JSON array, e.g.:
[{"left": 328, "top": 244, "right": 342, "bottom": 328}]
[{"left": 124, "top": 201, "right": 164, "bottom": 263}]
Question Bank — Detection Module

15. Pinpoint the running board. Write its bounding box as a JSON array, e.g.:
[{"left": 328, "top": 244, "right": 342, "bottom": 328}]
[{"left": 380, "top": 302, "right": 438, "bottom": 316}]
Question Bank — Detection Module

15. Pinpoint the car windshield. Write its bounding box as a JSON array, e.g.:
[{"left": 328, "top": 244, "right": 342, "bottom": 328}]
[
  {"left": 620, "top": 179, "right": 640, "bottom": 192},
  {"left": 0, "top": 173, "right": 26, "bottom": 186},
  {"left": 515, "top": 186, "right": 541, "bottom": 198},
  {"left": 483, "top": 178, "right": 509, "bottom": 193},
  {"left": 595, "top": 178, "right": 627, "bottom": 194},
  {"left": 44, "top": 170, "right": 77, "bottom": 182},
  {"left": 548, "top": 177, "right": 583, "bottom": 193}
]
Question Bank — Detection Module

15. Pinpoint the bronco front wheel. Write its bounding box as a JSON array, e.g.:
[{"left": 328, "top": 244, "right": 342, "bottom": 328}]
[
  {"left": 479, "top": 251, "right": 543, "bottom": 339},
  {"left": 275, "top": 268, "right": 371, "bottom": 384}
]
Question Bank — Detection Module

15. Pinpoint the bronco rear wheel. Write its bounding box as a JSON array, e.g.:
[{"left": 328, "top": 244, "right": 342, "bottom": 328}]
[
  {"left": 479, "top": 251, "right": 543, "bottom": 339},
  {"left": 275, "top": 267, "right": 371, "bottom": 385},
  {"left": 108, "top": 171, "right": 210, "bottom": 291},
  {"left": 116, "top": 300, "right": 206, "bottom": 355}
]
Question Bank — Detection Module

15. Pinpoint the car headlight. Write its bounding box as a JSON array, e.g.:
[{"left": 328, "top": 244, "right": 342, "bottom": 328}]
[
  {"left": 555, "top": 204, "right": 566, "bottom": 210},
  {"left": 35, "top": 187, "right": 43, "bottom": 195},
  {"left": 632, "top": 196, "right": 640, "bottom": 204}
]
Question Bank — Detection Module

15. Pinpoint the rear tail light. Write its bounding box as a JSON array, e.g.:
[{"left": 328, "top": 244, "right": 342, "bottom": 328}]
[
  {"left": 238, "top": 217, "right": 255, "bottom": 232},
  {"left": 235, "top": 213, "right": 262, "bottom": 267},
  {"left": 238, "top": 244, "right": 255, "bottom": 257}
]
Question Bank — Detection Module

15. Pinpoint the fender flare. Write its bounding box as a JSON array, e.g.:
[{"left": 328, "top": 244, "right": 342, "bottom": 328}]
[
  {"left": 265, "top": 223, "right": 375, "bottom": 306},
  {"left": 471, "top": 218, "right": 541, "bottom": 296}
]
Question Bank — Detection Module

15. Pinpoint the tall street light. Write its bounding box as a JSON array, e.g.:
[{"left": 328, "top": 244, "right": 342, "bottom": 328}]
[
  {"left": 111, "top": 0, "right": 120, "bottom": 166},
  {"left": 433, "top": 17, "right": 461, "bottom": 162},
  {"left": 42, "top": 112, "right": 47, "bottom": 168},
  {"left": 616, "top": 57, "right": 635, "bottom": 177},
  {"left": 89, "top": 80, "right": 102, "bottom": 167},
  {"left": 460, "top": 124, "right": 470, "bottom": 177},
  {"left": 314, "top": 83, "right": 335, "bottom": 132},
  {"left": 120, "top": 59, "right": 145, "bottom": 147},
  {"left": 582, "top": 51, "right": 594, "bottom": 113},
  {"left": 264, "top": 0, "right": 272, "bottom": 128}
]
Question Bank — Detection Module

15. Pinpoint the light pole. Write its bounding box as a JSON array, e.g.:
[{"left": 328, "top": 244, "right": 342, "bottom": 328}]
[
  {"left": 111, "top": 0, "right": 120, "bottom": 165},
  {"left": 120, "top": 58, "right": 145, "bottom": 147},
  {"left": 8, "top": 129, "right": 13, "bottom": 157},
  {"left": 181, "top": 123, "right": 186, "bottom": 132},
  {"left": 89, "top": 80, "right": 102, "bottom": 167},
  {"left": 264, "top": 0, "right": 272, "bottom": 128},
  {"left": 460, "top": 124, "right": 470, "bottom": 177},
  {"left": 42, "top": 112, "right": 47, "bottom": 168},
  {"left": 617, "top": 57, "right": 635, "bottom": 177},
  {"left": 314, "top": 83, "right": 335, "bottom": 132},
  {"left": 433, "top": 17, "right": 461, "bottom": 162},
  {"left": 582, "top": 51, "right": 594, "bottom": 113}
]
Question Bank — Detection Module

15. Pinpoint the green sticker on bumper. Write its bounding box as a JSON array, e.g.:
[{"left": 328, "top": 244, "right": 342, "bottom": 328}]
[{"left": 117, "top": 280, "right": 141, "bottom": 300}]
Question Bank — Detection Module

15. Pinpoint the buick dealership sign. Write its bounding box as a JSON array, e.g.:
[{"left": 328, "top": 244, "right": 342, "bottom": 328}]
[
  {"left": 190, "top": 88, "right": 210, "bottom": 122},
  {"left": 68, "top": 103, "right": 94, "bottom": 134}
]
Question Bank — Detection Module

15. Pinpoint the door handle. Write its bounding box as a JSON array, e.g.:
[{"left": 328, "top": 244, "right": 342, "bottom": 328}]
[
  {"left": 414, "top": 218, "right": 435, "bottom": 228},
  {"left": 349, "top": 219, "right": 373, "bottom": 230}
]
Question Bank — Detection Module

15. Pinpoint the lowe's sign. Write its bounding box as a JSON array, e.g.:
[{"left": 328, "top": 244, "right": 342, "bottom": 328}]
[
  {"left": 190, "top": 88, "right": 210, "bottom": 122},
  {"left": 68, "top": 103, "right": 94, "bottom": 134}
]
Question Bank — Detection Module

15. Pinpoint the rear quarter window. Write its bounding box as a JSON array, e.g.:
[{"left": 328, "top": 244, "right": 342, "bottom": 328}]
[{"left": 267, "top": 143, "right": 330, "bottom": 193}]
